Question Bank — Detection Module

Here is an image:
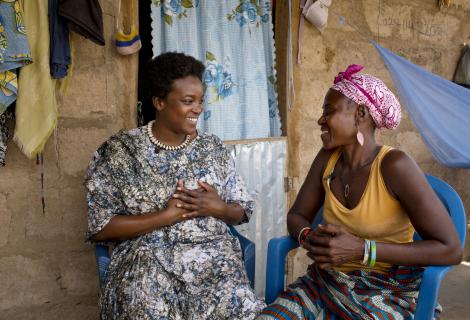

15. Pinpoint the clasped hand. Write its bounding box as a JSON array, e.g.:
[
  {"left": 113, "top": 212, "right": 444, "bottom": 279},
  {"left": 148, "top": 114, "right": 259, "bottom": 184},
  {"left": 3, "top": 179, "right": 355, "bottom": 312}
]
[
  {"left": 168, "top": 179, "right": 227, "bottom": 222},
  {"left": 301, "top": 224, "right": 364, "bottom": 270}
]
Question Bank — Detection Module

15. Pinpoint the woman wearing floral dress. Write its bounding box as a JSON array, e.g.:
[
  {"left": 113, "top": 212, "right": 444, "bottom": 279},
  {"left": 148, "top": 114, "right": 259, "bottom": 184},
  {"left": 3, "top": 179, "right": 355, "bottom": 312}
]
[{"left": 86, "top": 52, "right": 266, "bottom": 319}]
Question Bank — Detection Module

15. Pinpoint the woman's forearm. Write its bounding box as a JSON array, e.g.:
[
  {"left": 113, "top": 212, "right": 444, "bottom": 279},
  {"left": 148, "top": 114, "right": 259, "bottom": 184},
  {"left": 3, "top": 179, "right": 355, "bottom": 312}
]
[
  {"left": 92, "top": 210, "right": 173, "bottom": 242},
  {"left": 376, "top": 240, "right": 462, "bottom": 266},
  {"left": 219, "top": 203, "right": 246, "bottom": 225},
  {"left": 287, "top": 212, "right": 313, "bottom": 242}
]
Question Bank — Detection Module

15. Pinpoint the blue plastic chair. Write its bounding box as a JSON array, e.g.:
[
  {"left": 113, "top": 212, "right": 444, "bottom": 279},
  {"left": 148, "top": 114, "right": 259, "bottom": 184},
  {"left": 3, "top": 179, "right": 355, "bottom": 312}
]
[
  {"left": 264, "top": 174, "right": 466, "bottom": 320},
  {"left": 95, "top": 225, "right": 256, "bottom": 289}
]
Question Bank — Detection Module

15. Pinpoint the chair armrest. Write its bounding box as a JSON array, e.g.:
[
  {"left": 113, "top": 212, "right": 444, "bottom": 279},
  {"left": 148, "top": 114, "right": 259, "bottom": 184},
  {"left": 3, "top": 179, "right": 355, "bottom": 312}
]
[
  {"left": 95, "top": 244, "right": 111, "bottom": 287},
  {"left": 265, "top": 235, "right": 299, "bottom": 304},
  {"left": 242, "top": 241, "right": 256, "bottom": 289},
  {"left": 229, "top": 226, "right": 256, "bottom": 289},
  {"left": 414, "top": 265, "right": 452, "bottom": 320}
]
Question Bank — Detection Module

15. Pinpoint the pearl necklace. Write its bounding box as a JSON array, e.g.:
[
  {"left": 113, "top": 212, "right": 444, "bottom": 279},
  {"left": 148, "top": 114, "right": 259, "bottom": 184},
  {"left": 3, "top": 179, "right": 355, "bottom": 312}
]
[{"left": 146, "top": 120, "right": 191, "bottom": 151}]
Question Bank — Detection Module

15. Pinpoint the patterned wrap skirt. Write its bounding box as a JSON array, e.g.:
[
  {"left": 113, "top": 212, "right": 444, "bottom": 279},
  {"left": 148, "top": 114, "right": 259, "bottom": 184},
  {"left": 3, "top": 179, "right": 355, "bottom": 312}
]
[{"left": 258, "top": 265, "right": 441, "bottom": 320}]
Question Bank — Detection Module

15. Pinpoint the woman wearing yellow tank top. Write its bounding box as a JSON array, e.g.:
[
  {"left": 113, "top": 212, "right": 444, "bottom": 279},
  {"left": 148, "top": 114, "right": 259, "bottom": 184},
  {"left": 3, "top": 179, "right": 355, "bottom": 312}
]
[{"left": 258, "top": 65, "right": 462, "bottom": 320}]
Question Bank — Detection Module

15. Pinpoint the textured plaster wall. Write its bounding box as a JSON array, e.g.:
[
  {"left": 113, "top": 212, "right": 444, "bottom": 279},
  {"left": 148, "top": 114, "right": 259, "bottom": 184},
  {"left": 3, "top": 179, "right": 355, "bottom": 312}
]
[
  {"left": 284, "top": 0, "right": 470, "bottom": 282},
  {"left": 0, "top": 0, "right": 137, "bottom": 318}
]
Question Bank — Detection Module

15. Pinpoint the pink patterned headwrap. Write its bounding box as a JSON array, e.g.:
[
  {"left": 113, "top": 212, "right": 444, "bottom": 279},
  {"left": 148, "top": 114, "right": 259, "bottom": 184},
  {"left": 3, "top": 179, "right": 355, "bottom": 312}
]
[{"left": 331, "top": 64, "right": 401, "bottom": 130}]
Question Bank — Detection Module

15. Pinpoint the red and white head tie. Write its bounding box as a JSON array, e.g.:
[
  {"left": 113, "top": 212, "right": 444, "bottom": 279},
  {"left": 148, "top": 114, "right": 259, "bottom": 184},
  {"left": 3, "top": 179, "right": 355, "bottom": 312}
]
[{"left": 331, "top": 64, "right": 401, "bottom": 130}]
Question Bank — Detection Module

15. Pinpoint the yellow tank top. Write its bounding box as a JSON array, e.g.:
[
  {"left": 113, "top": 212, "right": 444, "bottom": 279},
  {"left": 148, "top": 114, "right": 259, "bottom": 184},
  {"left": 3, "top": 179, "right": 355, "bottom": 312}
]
[{"left": 322, "top": 146, "right": 414, "bottom": 273}]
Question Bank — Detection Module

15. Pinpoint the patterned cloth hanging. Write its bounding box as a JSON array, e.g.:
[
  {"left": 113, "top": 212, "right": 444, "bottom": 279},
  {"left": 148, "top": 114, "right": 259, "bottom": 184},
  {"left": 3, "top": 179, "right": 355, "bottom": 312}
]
[
  {"left": 0, "top": 0, "right": 32, "bottom": 115},
  {"left": 0, "top": 106, "right": 13, "bottom": 166},
  {"left": 151, "top": 0, "right": 281, "bottom": 140},
  {"left": 373, "top": 41, "right": 470, "bottom": 168}
]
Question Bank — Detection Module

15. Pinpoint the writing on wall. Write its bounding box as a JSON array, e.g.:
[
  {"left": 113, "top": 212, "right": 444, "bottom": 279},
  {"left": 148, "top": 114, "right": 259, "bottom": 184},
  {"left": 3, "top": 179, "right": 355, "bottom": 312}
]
[{"left": 380, "top": 7, "right": 446, "bottom": 40}]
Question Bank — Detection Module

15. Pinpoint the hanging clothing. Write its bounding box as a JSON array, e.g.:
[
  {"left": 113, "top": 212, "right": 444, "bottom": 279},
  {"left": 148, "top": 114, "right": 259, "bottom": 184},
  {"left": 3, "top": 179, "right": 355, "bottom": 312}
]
[
  {"left": 114, "top": 0, "right": 141, "bottom": 55},
  {"left": 454, "top": 45, "right": 470, "bottom": 89},
  {"left": 49, "top": 0, "right": 71, "bottom": 79},
  {"left": 0, "top": 106, "right": 13, "bottom": 166},
  {"left": 58, "top": 0, "right": 105, "bottom": 46},
  {"left": 0, "top": 0, "right": 32, "bottom": 114},
  {"left": 86, "top": 126, "right": 266, "bottom": 319},
  {"left": 0, "top": 70, "right": 17, "bottom": 115},
  {"left": 373, "top": 41, "right": 470, "bottom": 168},
  {"left": 15, "top": 0, "right": 58, "bottom": 158},
  {"left": 151, "top": 0, "right": 281, "bottom": 140}
]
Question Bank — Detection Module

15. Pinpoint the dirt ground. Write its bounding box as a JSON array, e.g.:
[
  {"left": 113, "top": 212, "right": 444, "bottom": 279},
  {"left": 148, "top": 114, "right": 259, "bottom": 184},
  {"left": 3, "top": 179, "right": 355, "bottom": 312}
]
[{"left": 439, "top": 262, "right": 470, "bottom": 319}]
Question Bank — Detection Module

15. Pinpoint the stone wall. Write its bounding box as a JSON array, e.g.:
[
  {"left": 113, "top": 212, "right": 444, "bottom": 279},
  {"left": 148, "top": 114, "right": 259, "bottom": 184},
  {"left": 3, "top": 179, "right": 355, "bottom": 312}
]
[
  {"left": 283, "top": 0, "right": 470, "bottom": 281},
  {"left": 0, "top": 0, "right": 137, "bottom": 318}
]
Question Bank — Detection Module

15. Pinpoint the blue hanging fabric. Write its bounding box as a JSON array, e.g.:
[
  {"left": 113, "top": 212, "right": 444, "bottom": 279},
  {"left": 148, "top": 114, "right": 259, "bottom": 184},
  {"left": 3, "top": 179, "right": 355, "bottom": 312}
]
[{"left": 372, "top": 41, "right": 470, "bottom": 168}]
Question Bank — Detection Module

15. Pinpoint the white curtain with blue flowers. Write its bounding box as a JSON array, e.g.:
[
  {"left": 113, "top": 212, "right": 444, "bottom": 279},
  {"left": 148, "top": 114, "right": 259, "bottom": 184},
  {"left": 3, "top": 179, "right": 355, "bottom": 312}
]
[{"left": 151, "top": 0, "right": 281, "bottom": 140}]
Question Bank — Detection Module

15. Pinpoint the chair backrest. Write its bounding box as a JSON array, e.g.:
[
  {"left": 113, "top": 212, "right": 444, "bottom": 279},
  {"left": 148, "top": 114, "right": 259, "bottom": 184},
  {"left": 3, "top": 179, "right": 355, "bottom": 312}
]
[
  {"left": 421, "top": 174, "right": 466, "bottom": 246},
  {"left": 94, "top": 244, "right": 111, "bottom": 287},
  {"left": 228, "top": 226, "right": 256, "bottom": 288},
  {"left": 415, "top": 175, "right": 466, "bottom": 319},
  {"left": 94, "top": 225, "right": 256, "bottom": 288}
]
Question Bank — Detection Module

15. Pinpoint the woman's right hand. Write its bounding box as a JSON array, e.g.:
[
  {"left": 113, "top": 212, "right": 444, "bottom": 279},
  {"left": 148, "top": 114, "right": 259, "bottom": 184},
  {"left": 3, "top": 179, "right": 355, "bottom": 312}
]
[
  {"left": 91, "top": 196, "right": 190, "bottom": 242},
  {"left": 302, "top": 224, "right": 364, "bottom": 269},
  {"left": 91, "top": 181, "right": 193, "bottom": 242},
  {"left": 163, "top": 195, "right": 191, "bottom": 225}
]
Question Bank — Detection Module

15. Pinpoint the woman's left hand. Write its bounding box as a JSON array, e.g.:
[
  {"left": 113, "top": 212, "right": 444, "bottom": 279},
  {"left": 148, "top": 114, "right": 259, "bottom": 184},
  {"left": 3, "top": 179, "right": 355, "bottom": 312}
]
[
  {"left": 172, "top": 180, "right": 227, "bottom": 220},
  {"left": 303, "top": 223, "right": 364, "bottom": 270}
]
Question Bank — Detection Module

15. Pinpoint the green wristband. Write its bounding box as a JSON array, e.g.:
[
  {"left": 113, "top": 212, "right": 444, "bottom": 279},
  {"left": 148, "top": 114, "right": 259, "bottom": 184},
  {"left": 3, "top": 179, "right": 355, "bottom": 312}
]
[{"left": 368, "top": 240, "right": 376, "bottom": 268}]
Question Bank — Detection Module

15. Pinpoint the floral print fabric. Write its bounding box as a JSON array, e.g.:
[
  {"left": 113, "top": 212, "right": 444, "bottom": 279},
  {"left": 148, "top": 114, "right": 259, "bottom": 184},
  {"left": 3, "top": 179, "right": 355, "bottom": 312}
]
[
  {"left": 153, "top": 0, "right": 199, "bottom": 26},
  {"left": 150, "top": 0, "right": 281, "bottom": 140},
  {"left": 86, "top": 126, "right": 265, "bottom": 319},
  {"left": 227, "top": 0, "right": 271, "bottom": 28},
  {"left": 0, "top": 0, "right": 32, "bottom": 114}
]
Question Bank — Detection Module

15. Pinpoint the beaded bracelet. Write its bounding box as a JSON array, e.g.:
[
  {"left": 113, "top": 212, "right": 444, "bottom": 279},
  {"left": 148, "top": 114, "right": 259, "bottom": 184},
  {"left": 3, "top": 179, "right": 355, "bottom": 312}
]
[
  {"left": 368, "top": 240, "right": 377, "bottom": 268},
  {"left": 298, "top": 227, "right": 313, "bottom": 245}
]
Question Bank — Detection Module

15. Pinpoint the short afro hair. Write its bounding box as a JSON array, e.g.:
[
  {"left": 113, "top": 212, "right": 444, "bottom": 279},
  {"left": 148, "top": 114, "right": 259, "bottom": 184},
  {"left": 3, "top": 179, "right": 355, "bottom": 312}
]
[{"left": 141, "top": 52, "right": 205, "bottom": 121}]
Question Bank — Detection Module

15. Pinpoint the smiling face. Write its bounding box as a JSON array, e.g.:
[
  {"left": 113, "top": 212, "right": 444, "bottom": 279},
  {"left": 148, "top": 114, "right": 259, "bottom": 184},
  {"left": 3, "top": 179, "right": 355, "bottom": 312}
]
[
  {"left": 317, "top": 89, "right": 358, "bottom": 150},
  {"left": 153, "top": 75, "right": 204, "bottom": 136}
]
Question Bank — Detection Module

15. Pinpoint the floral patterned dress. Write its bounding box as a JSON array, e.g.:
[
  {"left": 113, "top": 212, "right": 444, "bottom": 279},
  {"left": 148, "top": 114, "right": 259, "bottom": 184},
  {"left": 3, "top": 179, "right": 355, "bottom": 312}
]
[{"left": 85, "top": 126, "right": 266, "bottom": 319}]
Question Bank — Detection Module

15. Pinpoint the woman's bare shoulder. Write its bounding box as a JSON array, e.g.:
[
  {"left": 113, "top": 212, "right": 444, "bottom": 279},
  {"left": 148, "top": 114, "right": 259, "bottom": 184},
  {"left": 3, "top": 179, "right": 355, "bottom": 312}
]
[
  {"left": 381, "top": 148, "right": 419, "bottom": 176},
  {"left": 381, "top": 148, "right": 425, "bottom": 198}
]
